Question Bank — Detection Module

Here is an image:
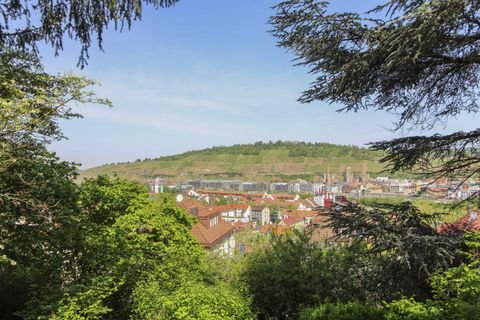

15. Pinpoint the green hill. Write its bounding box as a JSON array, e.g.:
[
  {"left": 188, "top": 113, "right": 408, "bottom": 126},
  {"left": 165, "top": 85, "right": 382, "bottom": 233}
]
[{"left": 79, "top": 141, "right": 386, "bottom": 183}]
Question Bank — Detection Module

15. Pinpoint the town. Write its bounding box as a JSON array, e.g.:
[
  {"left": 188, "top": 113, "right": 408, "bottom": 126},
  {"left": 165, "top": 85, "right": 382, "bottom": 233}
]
[
  {"left": 2, "top": 0, "right": 480, "bottom": 318},
  {"left": 149, "top": 173, "right": 480, "bottom": 256}
]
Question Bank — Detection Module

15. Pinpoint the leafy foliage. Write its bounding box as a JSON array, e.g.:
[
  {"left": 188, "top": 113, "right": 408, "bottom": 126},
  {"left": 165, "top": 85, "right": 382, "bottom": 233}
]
[
  {"left": 0, "top": 48, "right": 109, "bottom": 319},
  {"left": 386, "top": 258, "right": 480, "bottom": 319},
  {"left": 271, "top": 0, "right": 480, "bottom": 129},
  {"left": 0, "top": 0, "right": 179, "bottom": 66},
  {"left": 386, "top": 298, "right": 439, "bottom": 320},
  {"left": 132, "top": 281, "right": 254, "bottom": 320},
  {"left": 271, "top": 0, "right": 480, "bottom": 203},
  {"left": 149, "top": 141, "right": 382, "bottom": 161},
  {"left": 49, "top": 177, "right": 205, "bottom": 319},
  {"left": 79, "top": 175, "right": 150, "bottom": 225},
  {"left": 325, "top": 201, "right": 463, "bottom": 300},
  {"left": 300, "top": 302, "right": 385, "bottom": 320},
  {"left": 242, "top": 231, "right": 372, "bottom": 319}
]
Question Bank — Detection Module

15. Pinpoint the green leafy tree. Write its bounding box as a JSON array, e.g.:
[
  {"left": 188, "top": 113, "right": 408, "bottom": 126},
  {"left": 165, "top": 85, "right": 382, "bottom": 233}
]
[
  {"left": 79, "top": 175, "right": 150, "bottom": 225},
  {"left": 385, "top": 261, "right": 480, "bottom": 320},
  {"left": 242, "top": 230, "right": 371, "bottom": 319},
  {"left": 271, "top": 0, "right": 479, "bottom": 199},
  {"left": 386, "top": 298, "right": 438, "bottom": 320},
  {"left": 0, "top": 48, "right": 109, "bottom": 319},
  {"left": 47, "top": 176, "right": 253, "bottom": 320},
  {"left": 325, "top": 201, "right": 462, "bottom": 300},
  {"left": 50, "top": 177, "right": 204, "bottom": 319},
  {"left": 0, "top": 0, "right": 179, "bottom": 66},
  {"left": 300, "top": 302, "right": 385, "bottom": 320},
  {"left": 385, "top": 232, "right": 480, "bottom": 320},
  {"left": 132, "top": 281, "right": 254, "bottom": 320}
]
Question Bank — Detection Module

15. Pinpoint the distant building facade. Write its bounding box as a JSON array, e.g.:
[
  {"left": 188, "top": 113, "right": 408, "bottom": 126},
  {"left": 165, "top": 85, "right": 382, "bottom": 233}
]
[{"left": 251, "top": 206, "right": 271, "bottom": 225}]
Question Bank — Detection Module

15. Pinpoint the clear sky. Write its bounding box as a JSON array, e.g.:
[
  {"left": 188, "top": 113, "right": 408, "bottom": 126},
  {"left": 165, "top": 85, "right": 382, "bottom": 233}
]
[{"left": 44, "top": 0, "right": 478, "bottom": 168}]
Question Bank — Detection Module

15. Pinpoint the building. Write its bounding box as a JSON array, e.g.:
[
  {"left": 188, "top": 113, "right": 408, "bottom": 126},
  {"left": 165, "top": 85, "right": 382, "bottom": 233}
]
[
  {"left": 439, "top": 210, "right": 480, "bottom": 236},
  {"left": 289, "top": 181, "right": 315, "bottom": 194},
  {"left": 150, "top": 176, "right": 164, "bottom": 193},
  {"left": 250, "top": 206, "right": 271, "bottom": 225},
  {"left": 241, "top": 181, "right": 267, "bottom": 192},
  {"left": 216, "top": 204, "right": 252, "bottom": 223},
  {"left": 269, "top": 182, "right": 289, "bottom": 192},
  {"left": 178, "top": 199, "right": 236, "bottom": 256},
  {"left": 345, "top": 167, "right": 352, "bottom": 184}
]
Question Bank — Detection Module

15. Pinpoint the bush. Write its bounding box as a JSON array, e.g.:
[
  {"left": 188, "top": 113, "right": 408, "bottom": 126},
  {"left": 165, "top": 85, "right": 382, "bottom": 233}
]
[{"left": 300, "top": 302, "right": 385, "bottom": 320}]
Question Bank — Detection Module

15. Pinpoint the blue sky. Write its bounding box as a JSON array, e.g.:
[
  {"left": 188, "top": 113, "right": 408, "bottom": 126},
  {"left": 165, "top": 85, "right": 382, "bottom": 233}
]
[{"left": 44, "top": 0, "right": 478, "bottom": 168}]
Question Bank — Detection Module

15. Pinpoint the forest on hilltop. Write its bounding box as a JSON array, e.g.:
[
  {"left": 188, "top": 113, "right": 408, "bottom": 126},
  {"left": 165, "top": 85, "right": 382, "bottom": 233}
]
[{"left": 151, "top": 141, "right": 383, "bottom": 162}]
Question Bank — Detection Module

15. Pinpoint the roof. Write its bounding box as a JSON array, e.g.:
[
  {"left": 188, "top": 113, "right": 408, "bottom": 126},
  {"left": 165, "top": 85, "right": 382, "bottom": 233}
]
[
  {"left": 251, "top": 206, "right": 268, "bottom": 211},
  {"left": 192, "top": 221, "right": 234, "bottom": 248},
  {"left": 260, "top": 224, "right": 292, "bottom": 236},
  {"left": 232, "top": 221, "right": 254, "bottom": 231},
  {"left": 271, "top": 193, "right": 297, "bottom": 200},
  {"left": 250, "top": 198, "right": 292, "bottom": 207},
  {"left": 439, "top": 210, "right": 480, "bottom": 235},
  {"left": 178, "top": 198, "right": 206, "bottom": 212},
  {"left": 282, "top": 210, "right": 317, "bottom": 219},
  {"left": 300, "top": 198, "right": 316, "bottom": 208},
  {"left": 197, "top": 206, "right": 222, "bottom": 218},
  {"left": 213, "top": 203, "right": 250, "bottom": 212},
  {"left": 282, "top": 216, "right": 304, "bottom": 226}
]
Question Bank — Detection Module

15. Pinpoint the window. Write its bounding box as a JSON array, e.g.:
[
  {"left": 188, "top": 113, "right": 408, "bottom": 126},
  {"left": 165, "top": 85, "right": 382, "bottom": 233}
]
[{"left": 210, "top": 216, "right": 219, "bottom": 227}]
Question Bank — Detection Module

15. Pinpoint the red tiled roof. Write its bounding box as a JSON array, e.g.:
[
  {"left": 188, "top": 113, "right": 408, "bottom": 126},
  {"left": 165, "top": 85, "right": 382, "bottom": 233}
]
[
  {"left": 213, "top": 204, "right": 250, "bottom": 212},
  {"left": 439, "top": 210, "right": 480, "bottom": 235},
  {"left": 192, "top": 221, "right": 234, "bottom": 248},
  {"left": 282, "top": 210, "right": 316, "bottom": 219},
  {"left": 197, "top": 206, "right": 222, "bottom": 218},
  {"left": 178, "top": 198, "right": 206, "bottom": 212},
  {"left": 232, "top": 221, "right": 254, "bottom": 231},
  {"left": 272, "top": 193, "right": 297, "bottom": 200},
  {"left": 250, "top": 198, "right": 295, "bottom": 207},
  {"left": 282, "top": 216, "right": 304, "bottom": 226},
  {"left": 260, "top": 224, "right": 292, "bottom": 236}
]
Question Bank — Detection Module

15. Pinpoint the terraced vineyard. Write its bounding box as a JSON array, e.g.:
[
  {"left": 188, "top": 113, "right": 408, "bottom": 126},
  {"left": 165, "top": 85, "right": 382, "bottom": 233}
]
[{"left": 80, "top": 141, "right": 386, "bottom": 183}]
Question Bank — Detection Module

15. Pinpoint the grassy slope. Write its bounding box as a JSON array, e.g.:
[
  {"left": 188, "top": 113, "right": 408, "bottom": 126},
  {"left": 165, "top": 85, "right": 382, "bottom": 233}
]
[
  {"left": 80, "top": 142, "right": 386, "bottom": 183},
  {"left": 359, "top": 197, "right": 469, "bottom": 223}
]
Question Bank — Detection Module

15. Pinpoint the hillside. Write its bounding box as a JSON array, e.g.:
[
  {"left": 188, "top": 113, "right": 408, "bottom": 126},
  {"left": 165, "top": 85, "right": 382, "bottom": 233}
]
[{"left": 79, "top": 141, "right": 386, "bottom": 183}]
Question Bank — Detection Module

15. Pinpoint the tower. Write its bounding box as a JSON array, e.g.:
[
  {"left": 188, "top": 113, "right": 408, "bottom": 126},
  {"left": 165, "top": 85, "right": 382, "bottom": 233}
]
[
  {"left": 345, "top": 167, "right": 352, "bottom": 184},
  {"left": 362, "top": 161, "right": 369, "bottom": 182}
]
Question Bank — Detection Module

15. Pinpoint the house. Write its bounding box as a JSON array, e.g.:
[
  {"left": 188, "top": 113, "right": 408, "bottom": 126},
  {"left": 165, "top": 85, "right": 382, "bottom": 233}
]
[
  {"left": 279, "top": 216, "right": 305, "bottom": 229},
  {"left": 149, "top": 176, "right": 165, "bottom": 193},
  {"left": 215, "top": 204, "right": 252, "bottom": 223},
  {"left": 250, "top": 206, "right": 270, "bottom": 225},
  {"left": 178, "top": 199, "right": 235, "bottom": 256},
  {"left": 191, "top": 207, "right": 236, "bottom": 256},
  {"left": 272, "top": 193, "right": 300, "bottom": 202},
  {"left": 260, "top": 224, "right": 292, "bottom": 236},
  {"left": 278, "top": 209, "right": 317, "bottom": 230},
  {"left": 297, "top": 199, "right": 316, "bottom": 211},
  {"left": 439, "top": 210, "right": 480, "bottom": 236},
  {"left": 307, "top": 213, "right": 352, "bottom": 247}
]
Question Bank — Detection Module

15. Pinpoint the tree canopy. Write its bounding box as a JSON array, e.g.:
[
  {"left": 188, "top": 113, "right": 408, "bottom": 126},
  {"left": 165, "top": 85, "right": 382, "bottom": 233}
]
[
  {"left": 271, "top": 0, "right": 480, "bottom": 198},
  {"left": 0, "top": 0, "right": 178, "bottom": 66},
  {"left": 0, "top": 48, "right": 254, "bottom": 319},
  {"left": 0, "top": 48, "right": 110, "bottom": 318},
  {"left": 271, "top": 0, "right": 480, "bottom": 129}
]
